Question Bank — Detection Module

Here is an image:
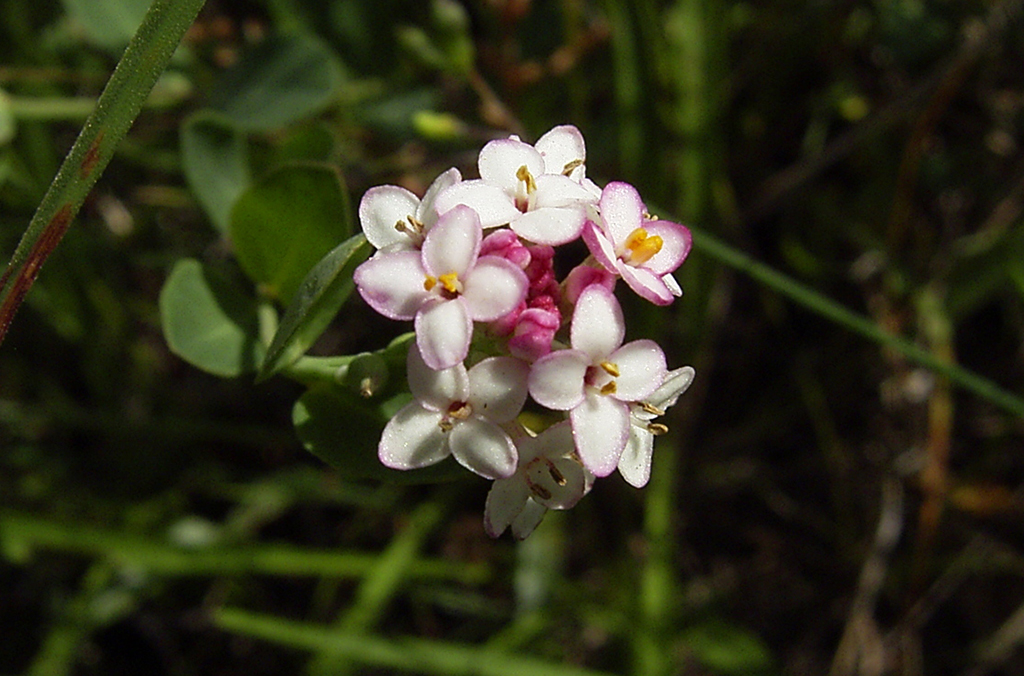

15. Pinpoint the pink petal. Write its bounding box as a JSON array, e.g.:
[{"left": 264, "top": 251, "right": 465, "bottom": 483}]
[
  {"left": 511, "top": 206, "right": 586, "bottom": 245},
  {"left": 421, "top": 205, "right": 481, "bottom": 278},
  {"left": 599, "top": 182, "right": 645, "bottom": 247},
  {"left": 467, "top": 357, "right": 529, "bottom": 423},
  {"left": 415, "top": 298, "right": 473, "bottom": 370},
  {"left": 378, "top": 402, "right": 449, "bottom": 469},
  {"left": 608, "top": 339, "right": 667, "bottom": 402},
  {"left": 354, "top": 251, "right": 429, "bottom": 320},
  {"left": 580, "top": 221, "right": 618, "bottom": 272},
  {"left": 534, "top": 125, "right": 586, "bottom": 177},
  {"left": 570, "top": 393, "right": 630, "bottom": 476},
  {"left": 618, "top": 263, "right": 675, "bottom": 305},
  {"left": 563, "top": 263, "right": 617, "bottom": 305},
  {"left": 640, "top": 220, "right": 692, "bottom": 275},
  {"left": 450, "top": 417, "right": 518, "bottom": 479},
  {"left": 484, "top": 476, "right": 530, "bottom": 537},
  {"left": 528, "top": 350, "right": 589, "bottom": 410},
  {"left": 570, "top": 285, "right": 624, "bottom": 361},
  {"left": 358, "top": 185, "right": 421, "bottom": 250},
  {"left": 618, "top": 431, "right": 654, "bottom": 488},
  {"left": 434, "top": 180, "right": 521, "bottom": 229},
  {"left": 478, "top": 138, "right": 545, "bottom": 191},
  {"left": 406, "top": 343, "right": 469, "bottom": 410},
  {"left": 460, "top": 257, "right": 528, "bottom": 321}
]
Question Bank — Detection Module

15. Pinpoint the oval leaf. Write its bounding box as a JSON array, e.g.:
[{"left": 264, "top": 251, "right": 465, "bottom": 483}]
[
  {"left": 207, "top": 33, "right": 343, "bottom": 132},
  {"left": 181, "top": 111, "right": 250, "bottom": 235},
  {"left": 60, "top": 0, "right": 150, "bottom": 50},
  {"left": 230, "top": 163, "right": 351, "bottom": 303},
  {"left": 293, "top": 386, "right": 465, "bottom": 483},
  {"left": 259, "top": 234, "right": 371, "bottom": 380},
  {"left": 160, "top": 259, "right": 261, "bottom": 377}
]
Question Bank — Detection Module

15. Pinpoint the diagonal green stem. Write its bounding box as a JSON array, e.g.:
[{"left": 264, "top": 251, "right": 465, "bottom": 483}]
[{"left": 0, "top": 0, "right": 207, "bottom": 345}]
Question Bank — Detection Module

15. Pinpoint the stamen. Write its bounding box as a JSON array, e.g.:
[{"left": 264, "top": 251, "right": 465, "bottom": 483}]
[
  {"left": 447, "top": 402, "right": 472, "bottom": 420},
  {"left": 407, "top": 215, "right": 425, "bottom": 233},
  {"left": 530, "top": 484, "right": 553, "bottom": 500},
  {"left": 439, "top": 420, "right": 454, "bottom": 432},
  {"left": 423, "top": 276, "right": 437, "bottom": 291},
  {"left": 641, "top": 401, "right": 665, "bottom": 416},
  {"left": 600, "top": 361, "right": 620, "bottom": 377},
  {"left": 515, "top": 165, "right": 538, "bottom": 194},
  {"left": 562, "top": 158, "right": 584, "bottom": 176},
  {"left": 599, "top": 381, "right": 617, "bottom": 396},
  {"left": 547, "top": 462, "right": 567, "bottom": 486},
  {"left": 623, "top": 228, "right": 663, "bottom": 266},
  {"left": 438, "top": 272, "right": 463, "bottom": 295},
  {"left": 359, "top": 377, "right": 375, "bottom": 398},
  {"left": 648, "top": 422, "right": 668, "bottom": 435}
]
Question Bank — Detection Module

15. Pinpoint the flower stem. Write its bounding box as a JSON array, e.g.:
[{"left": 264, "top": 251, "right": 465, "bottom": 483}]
[{"left": 0, "top": 0, "right": 207, "bottom": 346}]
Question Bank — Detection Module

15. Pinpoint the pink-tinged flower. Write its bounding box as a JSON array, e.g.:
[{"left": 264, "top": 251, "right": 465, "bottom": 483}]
[
  {"left": 619, "top": 366, "right": 695, "bottom": 488},
  {"left": 484, "top": 421, "right": 594, "bottom": 539},
  {"left": 354, "top": 205, "right": 528, "bottom": 370},
  {"left": 507, "top": 306, "right": 560, "bottom": 362},
  {"left": 582, "top": 182, "right": 692, "bottom": 305},
  {"left": 434, "top": 125, "right": 598, "bottom": 246},
  {"left": 563, "top": 263, "right": 616, "bottom": 305},
  {"left": 528, "top": 285, "right": 668, "bottom": 476},
  {"left": 358, "top": 168, "right": 461, "bottom": 252},
  {"left": 379, "top": 345, "right": 529, "bottom": 479}
]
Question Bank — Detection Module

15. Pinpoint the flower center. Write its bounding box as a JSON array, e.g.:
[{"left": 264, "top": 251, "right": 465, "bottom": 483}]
[
  {"left": 525, "top": 456, "right": 567, "bottom": 501},
  {"left": 394, "top": 215, "right": 426, "bottom": 244},
  {"left": 622, "top": 228, "right": 663, "bottom": 266},
  {"left": 423, "top": 271, "right": 463, "bottom": 299},
  {"left": 514, "top": 165, "right": 537, "bottom": 212},
  {"left": 584, "top": 361, "right": 620, "bottom": 396},
  {"left": 438, "top": 401, "right": 472, "bottom": 432}
]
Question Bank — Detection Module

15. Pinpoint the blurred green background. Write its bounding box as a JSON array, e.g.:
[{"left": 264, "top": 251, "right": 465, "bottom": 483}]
[{"left": 2, "top": 0, "right": 1024, "bottom": 674}]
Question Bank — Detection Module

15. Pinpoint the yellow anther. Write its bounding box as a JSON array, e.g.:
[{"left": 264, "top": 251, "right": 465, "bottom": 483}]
[
  {"left": 530, "top": 484, "right": 553, "bottom": 500},
  {"left": 448, "top": 402, "right": 472, "bottom": 420},
  {"left": 438, "top": 272, "right": 462, "bottom": 294},
  {"left": 599, "top": 381, "right": 617, "bottom": 396},
  {"left": 359, "top": 377, "right": 375, "bottom": 398},
  {"left": 641, "top": 401, "right": 665, "bottom": 416},
  {"left": 623, "top": 228, "right": 663, "bottom": 266},
  {"left": 423, "top": 276, "right": 437, "bottom": 291},
  {"left": 515, "top": 165, "right": 538, "bottom": 193},
  {"left": 648, "top": 422, "right": 669, "bottom": 435},
  {"left": 600, "top": 361, "right": 620, "bottom": 377},
  {"left": 548, "top": 463, "right": 567, "bottom": 486},
  {"left": 439, "top": 420, "right": 454, "bottom": 432},
  {"left": 562, "top": 158, "right": 584, "bottom": 176}
]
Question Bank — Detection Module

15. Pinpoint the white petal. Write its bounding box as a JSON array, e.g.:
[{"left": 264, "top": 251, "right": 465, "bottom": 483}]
[
  {"left": 358, "top": 185, "right": 421, "bottom": 250},
  {"left": 378, "top": 402, "right": 449, "bottom": 469},
  {"left": 641, "top": 220, "right": 692, "bottom": 275},
  {"left": 510, "top": 206, "right": 585, "bottom": 245},
  {"left": 478, "top": 138, "right": 545, "bottom": 191},
  {"left": 354, "top": 251, "right": 429, "bottom": 320},
  {"left": 467, "top": 356, "right": 529, "bottom": 423},
  {"left": 609, "top": 339, "right": 667, "bottom": 402},
  {"left": 570, "top": 285, "right": 624, "bottom": 361},
  {"left": 415, "top": 298, "right": 473, "bottom": 370},
  {"left": 581, "top": 220, "right": 618, "bottom": 273},
  {"left": 461, "top": 257, "right": 528, "bottom": 321},
  {"left": 527, "top": 455, "right": 589, "bottom": 509},
  {"left": 434, "top": 181, "right": 521, "bottom": 229},
  {"left": 528, "top": 350, "right": 589, "bottom": 410},
  {"left": 534, "top": 125, "right": 586, "bottom": 177},
  {"left": 619, "top": 262, "right": 675, "bottom": 306},
  {"left": 450, "top": 417, "right": 518, "bottom": 479},
  {"left": 599, "top": 181, "right": 645, "bottom": 247},
  {"left": 406, "top": 342, "right": 469, "bottom": 410},
  {"left": 421, "top": 205, "right": 481, "bottom": 278},
  {"left": 484, "top": 476, "right": 530, "bottom": 537},
  {"left": 649, "top": 366, "right": 695, "bottom": 411},
  {"left": 663, "top": 272, "right": 682, "bottom": 297},
  {"left": 570, "top": 393, "right": 630, "bottom": 476},
  {"left": 511, "top": 499, "right": 547, "bottom": 540},
  {"left": 417, "top": 167, "right": 462, "bottom": 228},
  {"left": 532, "top": 174, "right": 596, "bottom": 208},
  {"left": 618, "top": 429, "right": 654, "bottom": 488}
]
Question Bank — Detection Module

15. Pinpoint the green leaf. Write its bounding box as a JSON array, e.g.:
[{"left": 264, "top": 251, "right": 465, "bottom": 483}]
[
  {"left": 679, "top": 618, "right": 775, "bottom": 675},
  {"left": 0, "top": 89, "right": 14, "bottom": 146},
  {"left": 230, "top": 163, "right": 351, "bottom": 303},
  {"left": 293, "top": 386, "right": 465, "bottom": 483},
  {"left": 60, "top": 0, "right": 151, "bottom": 49},
  {"left": 181, "top": 111, "right": 250, "bottom": 235},
  {"left": 159, "top": 259, "right": 261, "bottom": 377},
  {"left": 207, "top": 33, "right": 343, "bottom": 131},
  {"left": 260, "top": 234, "right": 371, "bottom": 380}
]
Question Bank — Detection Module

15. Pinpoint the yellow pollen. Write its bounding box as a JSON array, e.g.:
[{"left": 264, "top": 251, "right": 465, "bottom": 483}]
[
  {"left": 423, "top": 276, "right": 437, "bottom": 291},
  {"left": 648, "top": 422, "right": 669, "bottom": 436},
  {"left": 438, "top": 272, "right": 462, "bottom": 294},
  {"left": 599, "top": 381, "right": 617, "bottom": 396},
  {"left": 624, "top": 228, "right": 663, "bottom": 265},
  {"left": 515, "top": 165, "right": 538, "bottom": 193},
  {"left": 448, "top": 402, "right": 472, "bottom": 420},
  {"left": 600, "top": 361, "right": 620, "bottom": 377},
  {"left": 562, "top": 158, "right": 584, "bottom": 176}
]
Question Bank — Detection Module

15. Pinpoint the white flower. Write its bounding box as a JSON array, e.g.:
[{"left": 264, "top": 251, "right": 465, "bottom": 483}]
[
  {"left": 358, "top": 168, "right": 461, "bottom": 252},
  {"left": 528, "top": 285, "right": 668, "bottom": 476},
  {"left": 483, "top": 422, "right": 594, "bottom": 539},
  {"left": 378, "top": 345, "right": 529, "bottom": 479},
  {"left": 618, "top": 366, "right": 695, "bottom": 488},
  {"left": 434, "top": 125, "right": 598, "bottom": 245}
]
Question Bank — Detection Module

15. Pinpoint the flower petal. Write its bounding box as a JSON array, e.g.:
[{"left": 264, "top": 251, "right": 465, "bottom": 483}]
[
  {"left": 618, "top": 429, "right": 654, "bottom": 488},
  {"left": 581, "top": 220, "right": 618, "bottom": 273},
  {"left": 378, "top": 402, "right": 449, "bottom": 469},
  {"left": 435, "top": 180, "right": 521, "bottom": 228},
  {"left": 406, "top": 343, "right": 469, "bottom": 410},
  {"left": 570, "top": 393, "right": 630, "bottom": 476},
  {"left": 450, "top": 417, "right": 518, "bottom": 479},
  {"left": 415, "top": 298, "right": 473, "bottom": 370},
  {"left": 534, "top": 125, "right": 586, "bottom": 177},
  {"left": 510, "top": 206, "right": 586, "bottom": 245},
  {"left": 640, "top": 220, "right": 692, "bottom": 275},
  {"left": 421, "top": 205, "right": 481, "bottom": 278},
  {"left": 417, "top": 167, "right": 462, "bottom": 228},
  {"left": 354, "top": 251, "right": 429, "bottom": 320},
  {"left": 358, "top": 185, "right": 421, "bottom": 250},
  {"left": 532, "top": 174, "right": 596, "bottom": 209},
  {"left": 599, "top": 182, "right": 645, "bottom": 247},
  {"left": 478, "top": 138, "right": 545, "bottom": 191},
  {"left": 528, "top": 350, "right": 589, "bottom": 410},
  {"left": 522, "top": 422, "right": 588, "bottom": 509},
  {"left": 648, "top": 366, "right": 695, "bottom": 411},
  {"left": 618, "top": 263, "right": 675, "bottom": 305},
  {"left": 510, "top": 499, "right": 547, "bottom": 540},
  {"left": 609, "top": 339, "right": 667, "bottom": 402},
  {"left": 570, "top": 285, "right": 624, "bottom": 361},
  {"left": 467, "top": 356, "right": 529, "bottom": 423},
  {"left": 461, "top": 257, "right": 528, "bottom": 321},
  {"left": 484, "top": 476, "right": 530, "bottom": 537}
]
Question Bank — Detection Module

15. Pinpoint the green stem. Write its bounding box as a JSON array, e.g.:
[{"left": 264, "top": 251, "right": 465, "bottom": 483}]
[{"left": 0, "top": 0, "right": 207, "bottom": 345}]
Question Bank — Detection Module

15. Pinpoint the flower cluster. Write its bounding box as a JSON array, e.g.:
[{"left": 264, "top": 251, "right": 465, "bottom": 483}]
[{"left": 354, "top": 125, "right": 695, "bottom": 539}]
